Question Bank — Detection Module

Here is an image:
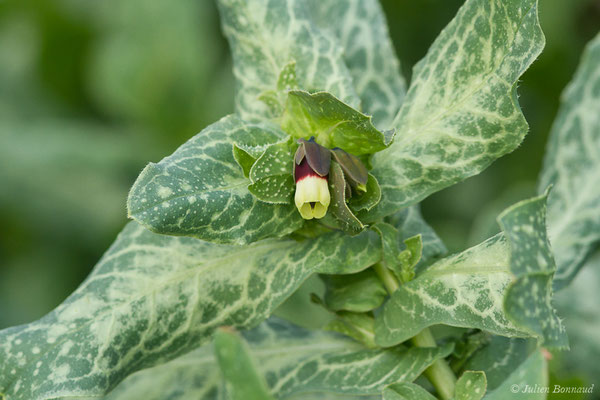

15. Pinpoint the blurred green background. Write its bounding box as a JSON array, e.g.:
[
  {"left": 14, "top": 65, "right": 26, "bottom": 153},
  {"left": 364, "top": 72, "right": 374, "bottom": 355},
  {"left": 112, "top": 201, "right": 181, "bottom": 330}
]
[{"left": 0, "top": 0, "right": 598, "bottom": 397}]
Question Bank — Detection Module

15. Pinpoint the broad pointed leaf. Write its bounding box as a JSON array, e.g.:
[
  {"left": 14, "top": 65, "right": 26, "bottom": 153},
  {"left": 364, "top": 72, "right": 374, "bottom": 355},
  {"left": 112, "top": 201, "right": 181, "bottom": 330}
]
[
  {"left": 127, "top": 115, "right": 302, "bottom": 245},
  {"left": 538, "top": 32, "right": 600, "bottom": 289},
  {"left": 498, "top": 192, "right": 568, "bottom": 349},
  {"left": 103, "top": 318, "right": 452, "bottom": 399},
  {"left": 214, "top": 328, "right": 275, "bottom": 400},
  {"left": 483, "top": 350, "right": 547, "bottom": 400},
  {"left": 375, "top": 192, "right": 566, "bottom": 348},
  {"left": 282, "top": 90, "right": 393, "bottom": 155},
  {"left": 0, "top": 223, "right": 380, "bottom": 399},
  {"left": 217, "top": 0, "right": 358, "bottom": 121},
  {"left": 307, "top": 0, "right": 407, "bottom": 128},
  {"left": 365, "top": 0, "right": 545, "bottom": 221},
  {"left": 461, "top": 337, "right": 535, "bottom": 391}
]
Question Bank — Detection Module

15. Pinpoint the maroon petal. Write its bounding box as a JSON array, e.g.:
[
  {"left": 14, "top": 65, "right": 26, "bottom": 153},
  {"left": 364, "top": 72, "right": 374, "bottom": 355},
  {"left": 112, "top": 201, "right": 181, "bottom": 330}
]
[{"left": 297, "top": 137, "right": 331, "bottom": 177}]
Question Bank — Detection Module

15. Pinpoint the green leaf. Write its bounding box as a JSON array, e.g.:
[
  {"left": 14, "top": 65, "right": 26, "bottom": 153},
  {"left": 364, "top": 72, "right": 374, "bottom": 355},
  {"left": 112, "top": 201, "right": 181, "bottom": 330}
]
[
  {"left": 307, "top": 0, "right": 407, "bottom": 129},
  {"left": 538, "top": 32, "right": 600, "bottom": 289},
  {"left": 217, "top": 0, "right": 358, "bottom": 121},
  {"left": 323, "top": 269, "right": 387, "bottom": 313},
  {"left": 103, "top": 318, "right": 452, "bottom": 399},
  {"left": 455, "top": 371, "right": 487, "bottom": 400},
  {"left": 232, "top": 144, "right": 256, "bottom": 178},
  {"left": 483, "top": 350, "right": 547, "bottom": 400},
  {"left": 282, "top": 90, "right": 393, "bottom": 155},
  {"left": 127, "top": 114, "right": 302, "bottom": 245},
  {"left": 214, "top": 328, "right": 275, "bottom": 400},
  {"left": 324, "top": 312, "right": 377, "bottom": 348},
  {"left": 375, "top": 192, "right": 566, "bottom": 348},
  {"left": 349, "top": 174, "right": 382, "bottom": 212},
  {"left": 365, "top": 0, "right": 545, "bottom": 221},
  {"left": 461, "top": 337, "right": 534, "bottom": 391},
  {"left": 498, "top": 191, "right": 568, "bottom": 349},
  {"left": 554, "top": 253, "right": 600, "bottom": 385},
  {"left": 0, "top": 223, "right": 380, "bottom": 399},
  {"left": 328, "top": 161, "right": 365, "bottom": 235},
  {"left": 248, "top": 141, "right": 295, "bottom": 204},
  {"left": 396, "top": 235, "right": 423, "bottom": 283},
  {"left": 248, "top": 175, "right": 295, "bottom": 204},
  {"left": 371, "top": 222, "right": 401, "bottom": 271},
  {"left": 383, "top": 382, "right": 437, "bottom": 400},
  {"left": 375, "top": 233, "right": 520, "bottom": 346},
  {"left": 386, "top": 206, "right": 447, "bottom": 270}
]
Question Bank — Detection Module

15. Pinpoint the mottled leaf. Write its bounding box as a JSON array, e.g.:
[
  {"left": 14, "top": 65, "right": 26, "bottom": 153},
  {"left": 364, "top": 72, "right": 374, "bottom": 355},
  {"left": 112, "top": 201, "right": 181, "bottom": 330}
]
[
  {"left": 250, "top": 142, "right": 294, "bottom": 183},
  {"left": 282, "top": 90, "right": 393, "bottom": 155},
  {"left": 323, "top": 269, "right": 387, "bottom": 313},
  {"left": 307, "top": 0, "right": 406, "bottom": 128},
  {"left": 127, "top": 114, "right": 302, "bottom": 245},
  {"left": 554, "top": 253, "right": 600, "bottom": 385},
  {"left": 248, "top": 175, "right": 295, "bottom": 204},
  {"left": 375, "top": 234, "right": 519, "bottom": 346},
  {"left": 214, "top": 328, "right": 275, "bottom": 400},
  {"left": 0, "top": 223, "right": 380, "bottom": 399},
  {"left": 217, "top": 0, "right": 358, "bottom": 121},
  {"left": 461, "top": 337, "right": 534, "bottom": 391},
  {"left": 483, "top": 350, "right": 547, "bottom": 400},
  {"left": 248, "top": 141, "right": 295, "bottom": 204},
  {"left": 538, "top": 32, "right": 600, "bottom": 289},
  {"left": 455, "top": 371, "right": 487, "bottom": 400},
  {"left": 365, "top": 0, "right": 545, "bottom": 221},
  {"left": 103, "top": 318, "right": 452, "bottom": 399},
  {"left": 375, "top": 193, "right": 566, "bottom": 347},
  {"left": 498, "top": 191, "right": 568, "bottom": 349},
  {"left": 383, "top": 382, "right": 437, "bottom": 400}
]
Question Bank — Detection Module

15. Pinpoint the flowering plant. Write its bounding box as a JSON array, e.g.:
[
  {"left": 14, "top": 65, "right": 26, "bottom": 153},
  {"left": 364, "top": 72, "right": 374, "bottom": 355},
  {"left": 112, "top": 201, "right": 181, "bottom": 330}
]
[{"left": 1, "top": 0, "right": 599, "bottom": 399}]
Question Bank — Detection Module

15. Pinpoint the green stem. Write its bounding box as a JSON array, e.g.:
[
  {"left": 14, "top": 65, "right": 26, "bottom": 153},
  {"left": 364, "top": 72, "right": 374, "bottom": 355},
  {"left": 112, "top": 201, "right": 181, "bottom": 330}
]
[
  {"left": 373, "top": 263, "right": 399, "bottom": 293},
  {"left": 373, "top": 263, "right": 456, "bottom": 400},
  {"left": 411, "top": 329, "right": 456, "bottom": 400}
]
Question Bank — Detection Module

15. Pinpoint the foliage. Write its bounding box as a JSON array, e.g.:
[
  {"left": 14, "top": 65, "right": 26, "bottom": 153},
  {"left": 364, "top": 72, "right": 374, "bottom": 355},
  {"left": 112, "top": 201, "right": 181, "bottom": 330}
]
[{"left": 0, "top": 0, "right": 599, "bottom": 399}]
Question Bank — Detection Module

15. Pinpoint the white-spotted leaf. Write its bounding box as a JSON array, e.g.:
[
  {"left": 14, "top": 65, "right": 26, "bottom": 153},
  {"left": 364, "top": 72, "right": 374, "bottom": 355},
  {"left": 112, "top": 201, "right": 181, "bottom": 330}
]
[
  {"left": 217, "top": 0, "right": 358, "bottom": 121},
  {"left": 103, "top": 318, "right": 452, "bottom": 399},
  {"left": 538, "top": 32, "right": 600, "bottom": 289},
  {"left": 127, "top": 115, "right": 301, "bottom": 245},
  {"left": 375, "top": 192, "right": 566, "bottom": 348},
  {"left": 307, "top": 0, "right": 406, "bottom": 129},
  {"left": 0, "top": 223, "right": 381, "bottom": 399},
  {"left": 364, "top": 0, "right": 545, "bottom": 221}
]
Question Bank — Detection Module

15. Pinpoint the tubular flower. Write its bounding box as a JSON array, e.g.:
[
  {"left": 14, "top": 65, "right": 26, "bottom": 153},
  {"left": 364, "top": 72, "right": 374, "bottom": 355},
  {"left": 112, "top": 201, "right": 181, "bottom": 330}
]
[{"left": 294, "top": 138, "right": 331, "bottom": 220}]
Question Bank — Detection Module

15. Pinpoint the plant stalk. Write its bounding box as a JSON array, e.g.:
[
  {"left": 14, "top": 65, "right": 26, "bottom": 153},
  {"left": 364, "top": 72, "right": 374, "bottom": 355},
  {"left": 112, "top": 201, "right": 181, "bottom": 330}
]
[
  {"left": 373, "top": 263, "right": 456, "bottom": 400},
  {"left": 411, "top": 329, "right": 456, "bottom": 400}
]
